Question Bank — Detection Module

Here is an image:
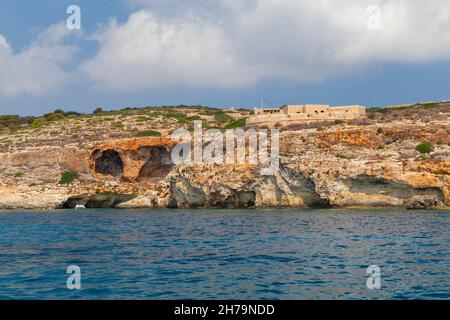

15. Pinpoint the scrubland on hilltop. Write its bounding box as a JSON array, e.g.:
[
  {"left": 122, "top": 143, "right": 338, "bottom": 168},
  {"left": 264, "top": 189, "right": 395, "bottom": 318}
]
[{"left": 0, "top": 101, "right": 448, "bottom": 210}]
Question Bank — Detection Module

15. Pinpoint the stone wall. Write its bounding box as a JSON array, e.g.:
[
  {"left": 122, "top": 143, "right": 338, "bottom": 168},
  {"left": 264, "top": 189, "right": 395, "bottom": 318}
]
[{"left": 249, "top": 104, "right": 366, "bottom": 127}]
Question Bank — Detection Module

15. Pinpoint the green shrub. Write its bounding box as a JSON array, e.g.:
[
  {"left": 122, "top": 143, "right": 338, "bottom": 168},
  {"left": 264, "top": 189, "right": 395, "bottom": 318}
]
[
  {"left": 367, "top": 107, "right": 387, "bottom": 113},
  {"left": 0, "top": 115, "right": 20, "bottom": 128},
  {"left": 136, "top": 115, "right": 152, "bottom": 122},
  {"left": 43, "top": 111, "right": 64, "bottom": 122},
  {"left": 135, "top": 130, "right": 161, "bottom": 137},
  {"left": 63, "top": 111, "right": 82, "bottom": 118},
  {"left": 163, "top": 111, "right": 186, "bottom": 121},
  {"left": 173, "top": 115, "right": 203, "bottom": 124},
  {"left": 14, "top": 172, "right": 23, "bottom": 178},
  {"left": 186, "top": 115, "right": 202, "bottom": 121},
  {"left": 8, "top": 124, "right": 18, "bottom": 133},
  {"left": 113, "top": 122, "right": 124, "bottom": 129},
  {"left": 71, "top": 134, "right": 79, "bottom": 139},
  {"left": 419, "top": 102, "right": 439, "bottom": 109},
  {"left": 214, "top": 111, "right": 233, "bottom": 124},
  {"left": 59, "top": 170, "right": 79, "bottom": 185},
  {"left": 31, "top": 117, "right": 48, "bottom": 129},
  {"left": 415, "top": 143, "right": 433, "bottom": 154},
  {"left": 225, "top": 118, "right": 246, "bottom": 129}
]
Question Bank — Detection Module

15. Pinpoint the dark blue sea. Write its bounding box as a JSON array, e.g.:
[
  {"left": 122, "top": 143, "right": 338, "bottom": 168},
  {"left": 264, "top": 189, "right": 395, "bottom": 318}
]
[{"left": 0, "top": 209, "right": 448, "bottom": 300}]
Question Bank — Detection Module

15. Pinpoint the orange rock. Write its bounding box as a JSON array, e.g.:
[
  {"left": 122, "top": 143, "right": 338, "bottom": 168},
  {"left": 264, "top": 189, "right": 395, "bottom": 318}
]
[
  {"left": 89, "top": 137, "right": 177, "bottom": 181},
  {"left": 317, "top": 129, "right": 382, "bottom": 149},
  {"left": 93, "top": 137, "right": 177, "bottom": 153},
  {"left": 403, "top": 172, "right": 441, "bottom": 188}
]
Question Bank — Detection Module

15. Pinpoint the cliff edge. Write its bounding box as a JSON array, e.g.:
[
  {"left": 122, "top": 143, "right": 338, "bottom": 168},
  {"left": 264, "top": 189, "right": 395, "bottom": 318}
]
[{"left": 0, "top": 104, "right": 448, "bottom": 210}]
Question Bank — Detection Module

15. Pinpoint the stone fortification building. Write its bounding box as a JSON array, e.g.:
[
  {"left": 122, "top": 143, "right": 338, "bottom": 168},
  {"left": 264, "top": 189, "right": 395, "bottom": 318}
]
[{"left": 247, "top": 104, "right": 366, "bottom": 127}]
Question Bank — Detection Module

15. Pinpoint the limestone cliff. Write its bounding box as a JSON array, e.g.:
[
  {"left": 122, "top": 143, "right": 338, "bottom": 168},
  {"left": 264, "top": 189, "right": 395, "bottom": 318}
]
[{"left": 0, "top": 116, "right": 448, "bottom": 210}]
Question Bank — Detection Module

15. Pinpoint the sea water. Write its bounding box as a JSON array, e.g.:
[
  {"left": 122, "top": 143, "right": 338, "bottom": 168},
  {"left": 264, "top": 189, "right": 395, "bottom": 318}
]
[{"left": 0, "top": 209, "right": 448, "bottom": 299}]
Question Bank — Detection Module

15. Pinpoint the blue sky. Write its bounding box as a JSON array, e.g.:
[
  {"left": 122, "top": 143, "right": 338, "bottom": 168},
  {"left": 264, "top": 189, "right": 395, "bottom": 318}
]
[{"left": 1, "top": 0, "right": 450, "bottom": 116}]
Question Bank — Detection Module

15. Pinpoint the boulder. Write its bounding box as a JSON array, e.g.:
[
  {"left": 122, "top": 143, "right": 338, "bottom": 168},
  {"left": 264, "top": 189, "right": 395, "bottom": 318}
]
[
  {"left": 405, "top": 196, "right": 439, "bottom": 210},
  {"left": 116, "top": 195, "right": 155, "bottom": 209}
]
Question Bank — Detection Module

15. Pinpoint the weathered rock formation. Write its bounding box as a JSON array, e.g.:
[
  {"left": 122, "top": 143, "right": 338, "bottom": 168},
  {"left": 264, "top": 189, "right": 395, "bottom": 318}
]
[{"left": 0, "top": 122, "right": 448, "bottom": 210}]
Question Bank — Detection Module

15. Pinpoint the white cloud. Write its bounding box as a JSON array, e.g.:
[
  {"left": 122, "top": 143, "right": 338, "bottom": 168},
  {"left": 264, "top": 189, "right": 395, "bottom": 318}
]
[
  {"left": 0, "top": 23, "right": 76, "bottom": 96},
  {"left": 83, "top": 0, "right": 450, "bottom": 91},
  {"left": 81, "top": 10, "right": 259, "bottom": 90}
]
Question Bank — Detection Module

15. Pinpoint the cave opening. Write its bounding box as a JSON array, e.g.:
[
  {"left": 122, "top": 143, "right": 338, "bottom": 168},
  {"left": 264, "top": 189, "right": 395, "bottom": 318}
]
[
  {"left": 136, "top": 146, "right": 173, "bottom": 183},
  {"left": 93, "top": 149, "right": 124, "bottom": 176}
]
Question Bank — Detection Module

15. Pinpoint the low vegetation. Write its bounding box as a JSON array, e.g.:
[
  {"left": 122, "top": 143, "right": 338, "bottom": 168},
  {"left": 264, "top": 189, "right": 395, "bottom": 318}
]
[
  {"left": 367, "top": 102, "right": 449, "bottom": 123},
  {"left": 135, "top": 115, "right": 152, "bottom": 122},
  {"left": 214, "top": 111, "right": 233, "bottom": 124},
  {"left": 135, "top": 130, "right": 161, "bottom": 137},
  {"left": 416, "top": 143, "right": 433, "bottom": 154},
  {"left": 0, "top": 105, "right": 251, "bottom": 138},
  {"left": 162, "top": 110, "right": 187, "bottom": 123},
  {"left": 59, "top": 170, "right": 79, "bottom": 185},
  {"left": 225, "top": 118, "right": 246, "bottom": 129}
]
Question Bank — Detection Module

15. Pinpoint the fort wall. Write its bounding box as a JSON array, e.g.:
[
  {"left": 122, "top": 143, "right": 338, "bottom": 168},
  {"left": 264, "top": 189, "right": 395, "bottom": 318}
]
[{"left": 248, "top": 104, "right": 366, "bottom": 127}]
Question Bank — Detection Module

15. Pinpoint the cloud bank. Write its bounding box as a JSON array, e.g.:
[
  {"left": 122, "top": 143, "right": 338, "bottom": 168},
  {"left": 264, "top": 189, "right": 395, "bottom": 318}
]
[
  {"left": 2, "top": 0, "right": 450, "bottom": 96},
  {"left": 81, "top": 10, "right": 258, "bottom": 90},
  {"left": 0, "top": 23, "right": 76, "bottom": 96},
  {"left": 83, "top": 0, "right": 450, "bottom": 91}
]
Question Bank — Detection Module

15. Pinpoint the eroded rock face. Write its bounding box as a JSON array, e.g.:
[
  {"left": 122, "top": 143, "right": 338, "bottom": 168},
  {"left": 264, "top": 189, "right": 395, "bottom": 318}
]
[
  {"left": 0, "top": 125, "right": 448, "bottom": 210},
  {"left": 63, "top": 194, "right": 136, "bottom": 209},
  {"left": 405, "top": 196, "right": 439, "bottom": 210},
  {"left": 163, "top": 165, "right": 257, "bottom": 209},
  {"left": 90, "top": 138, "right": 176, "bottom": 183},
  {"left": 156, "top": 162, "right": 447, "bottom": 209},
  {"left": 93, "top": 149, "right": 124, "bottom": 176},
  {"left": 116, "top": 195, "right": 156, "bottom": 209},
  {"left": 136, "top": 146, "right": 173, "bottom": 183},
  {"left": 148, "top": 124, "right": 449, "bottom": 209}
]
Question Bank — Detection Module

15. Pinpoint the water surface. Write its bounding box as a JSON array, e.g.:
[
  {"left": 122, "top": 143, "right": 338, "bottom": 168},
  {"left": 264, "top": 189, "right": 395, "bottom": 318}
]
[{"left": 0, "top": 209, "right": 448, "bottom": 299}]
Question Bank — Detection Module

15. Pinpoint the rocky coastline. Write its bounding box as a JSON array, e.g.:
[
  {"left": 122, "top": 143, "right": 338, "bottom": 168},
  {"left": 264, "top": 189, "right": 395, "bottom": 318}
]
[{"left": 0, "top": 116, "right": 448, "bottom": 211}]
